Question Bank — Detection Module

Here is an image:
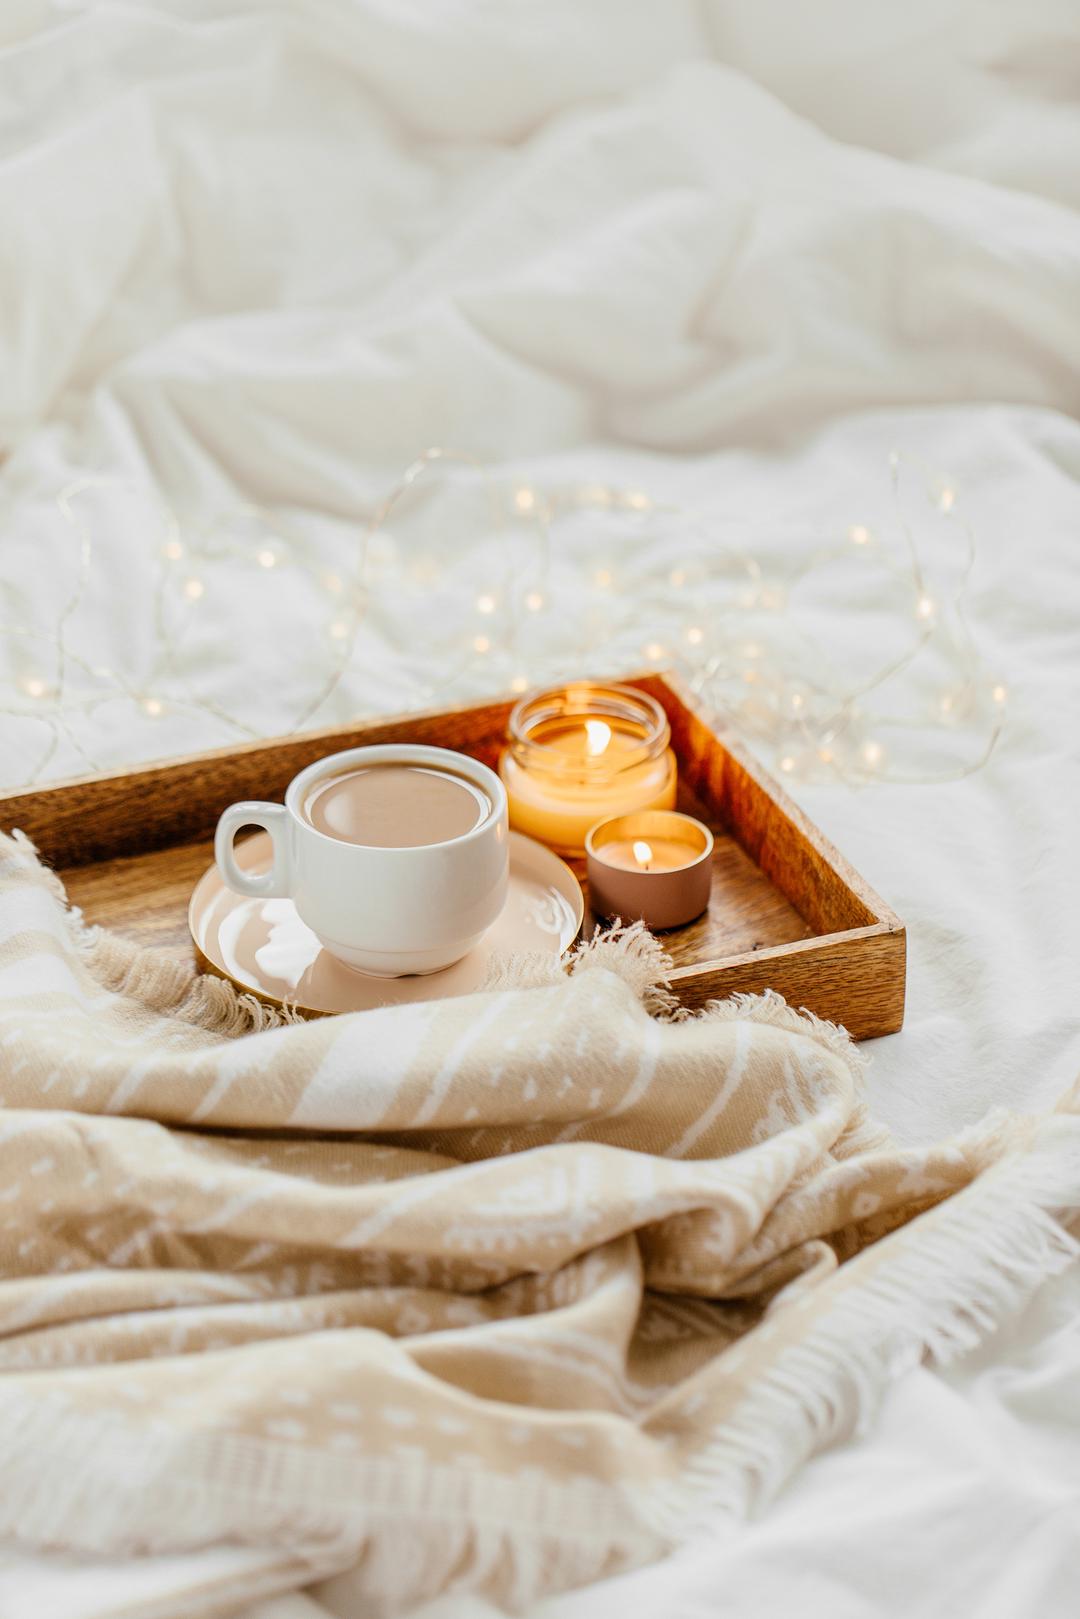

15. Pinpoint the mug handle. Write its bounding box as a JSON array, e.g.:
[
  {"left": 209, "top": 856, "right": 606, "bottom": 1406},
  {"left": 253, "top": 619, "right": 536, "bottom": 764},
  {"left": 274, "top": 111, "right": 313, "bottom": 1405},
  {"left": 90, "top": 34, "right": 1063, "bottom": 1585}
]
[{"left": 214, "top": 802, "right": 291, "bottom": 899}]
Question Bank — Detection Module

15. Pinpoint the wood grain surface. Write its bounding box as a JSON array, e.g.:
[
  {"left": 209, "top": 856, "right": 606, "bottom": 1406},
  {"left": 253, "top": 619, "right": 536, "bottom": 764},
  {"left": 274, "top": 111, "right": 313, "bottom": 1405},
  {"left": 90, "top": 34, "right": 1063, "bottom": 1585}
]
[
  {"left": 0, "top": 700, "right": 512, "bottom": 868},
  {"left": 668, "top": 926, "right": 907, "bottom": 1038},
  {"left": 2, "top": 672, "right": 906, "bottom": 1039}
]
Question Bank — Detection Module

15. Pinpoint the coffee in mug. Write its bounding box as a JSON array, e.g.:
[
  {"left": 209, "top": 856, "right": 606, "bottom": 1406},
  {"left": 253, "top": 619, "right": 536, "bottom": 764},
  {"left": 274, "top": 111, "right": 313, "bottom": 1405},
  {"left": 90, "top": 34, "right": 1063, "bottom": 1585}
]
[
  {"left": 214, "top": 745, "right": 509, "bottom": 977},
  {"left": 302, "top": 763, "right": 491, "bottom": 848}
]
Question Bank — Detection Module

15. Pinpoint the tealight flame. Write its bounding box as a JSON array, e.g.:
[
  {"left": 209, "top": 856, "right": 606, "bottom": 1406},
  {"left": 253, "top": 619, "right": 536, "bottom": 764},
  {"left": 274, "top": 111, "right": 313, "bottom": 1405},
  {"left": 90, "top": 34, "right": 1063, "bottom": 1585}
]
[
  {"left": 585, "top": 719, "right": 612, "bottom": 757},
  {"left": 633, "top": 840, "right": 653, "bottom": 870}
]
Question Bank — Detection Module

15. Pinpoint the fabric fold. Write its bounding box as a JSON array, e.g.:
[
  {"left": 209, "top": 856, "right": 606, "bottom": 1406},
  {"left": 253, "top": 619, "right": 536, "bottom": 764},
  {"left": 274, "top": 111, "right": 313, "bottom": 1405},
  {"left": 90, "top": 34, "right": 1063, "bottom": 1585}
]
[{"left": 0, "top": 829, "right": 1077, "bottom": 1611}]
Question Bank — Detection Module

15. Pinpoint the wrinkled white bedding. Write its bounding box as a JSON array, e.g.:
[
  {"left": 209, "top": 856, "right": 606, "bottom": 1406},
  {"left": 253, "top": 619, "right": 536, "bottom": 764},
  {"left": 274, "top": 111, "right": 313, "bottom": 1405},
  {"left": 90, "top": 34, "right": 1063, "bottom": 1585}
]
[{"left": 1, "top": 1, "right": 1079, "bottom": 1614}]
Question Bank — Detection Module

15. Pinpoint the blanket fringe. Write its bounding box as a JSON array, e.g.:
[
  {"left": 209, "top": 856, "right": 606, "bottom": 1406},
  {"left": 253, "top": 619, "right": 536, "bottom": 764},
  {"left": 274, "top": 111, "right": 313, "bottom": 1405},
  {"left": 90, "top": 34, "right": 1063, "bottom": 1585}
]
[
  {"left": 567, "top": 921, "right": 682, "bottom": 1017},
  {"left": 1, "top": 838, "right": 1079, "bottom": 1604},
  {"left": 691, "top": 985, "right": 868, "bottom": 1072},
  {"left": 7, "top": 829, "right": 867, "bottom": 1056},
  {"left": 646, "top": 1120, "right": 1080, "bottom": 1541},
  {"left": 479, "top": 922, "right": 678, "bottom": 1010},
  {"left": 490, "top": 919, "right": 868, "bottom": 1072},
  {"left": 0, "top": 1399, "right": 665, "bottom": 1607},
  {"left": 7, "top": 829, "right": 301, "bottom": 1035},
  {"left": 80, "top": 925, "right": 303, "bottom": 1034},
  {"left": 0, "top": 1128, "right": 1073, "bottom": 1606}
]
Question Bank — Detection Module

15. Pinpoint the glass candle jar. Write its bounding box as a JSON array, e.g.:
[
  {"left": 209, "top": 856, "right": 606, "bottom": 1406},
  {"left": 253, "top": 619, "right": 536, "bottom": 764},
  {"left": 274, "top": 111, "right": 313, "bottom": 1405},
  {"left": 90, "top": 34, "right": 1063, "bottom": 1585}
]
[{"left": 499, "top": 682, "right": 677, "bottom": 855}]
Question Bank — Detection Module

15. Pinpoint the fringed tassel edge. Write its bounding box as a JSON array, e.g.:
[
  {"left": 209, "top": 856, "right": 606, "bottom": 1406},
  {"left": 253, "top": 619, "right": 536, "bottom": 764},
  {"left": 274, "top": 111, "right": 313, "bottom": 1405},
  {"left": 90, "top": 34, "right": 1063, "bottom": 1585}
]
[
  {"left": 0, "top": 1124, "right": 1073, "bottom": 1603},
  {"left": 5, "top": 830, "right": 864, "bottom": 1069},
  {"left": 645, "top": 1119, "right": 1080, "bottom": 1542},
  {"left": 6, "top": 829, "right": 301, "bottom": 1035},
  {"left": 0, "top": 1402, "right": 666, "bottom": 1602},
  {"left": 567, "top": 919, "right": 868, "bottom": 1086},
  {"left": 0, "top": 845, "right": 1077, "bottom": 1602}
]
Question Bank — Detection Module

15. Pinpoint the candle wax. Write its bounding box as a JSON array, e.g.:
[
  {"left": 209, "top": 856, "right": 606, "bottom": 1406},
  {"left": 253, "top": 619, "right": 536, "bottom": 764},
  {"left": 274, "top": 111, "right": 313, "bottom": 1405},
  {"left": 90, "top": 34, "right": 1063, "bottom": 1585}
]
[
  {"left": 596, "top": 837, "right": 701, "bottom": 873},
  {"left": 500, "top": 730, "right": 676, "bottom": 853}
]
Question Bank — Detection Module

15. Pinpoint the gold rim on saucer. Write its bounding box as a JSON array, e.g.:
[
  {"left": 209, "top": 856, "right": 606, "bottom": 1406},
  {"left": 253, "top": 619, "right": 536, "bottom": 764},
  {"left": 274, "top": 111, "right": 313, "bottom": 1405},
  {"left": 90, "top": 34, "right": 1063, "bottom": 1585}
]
[{"left": 189, "top": 830, "right": 584, "bottom": 1016}]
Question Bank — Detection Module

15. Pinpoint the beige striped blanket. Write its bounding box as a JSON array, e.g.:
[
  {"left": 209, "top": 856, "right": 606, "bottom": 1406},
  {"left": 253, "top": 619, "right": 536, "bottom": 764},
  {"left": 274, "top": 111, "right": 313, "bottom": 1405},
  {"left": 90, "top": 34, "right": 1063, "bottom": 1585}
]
[{"left": 0, "top": 828, "right": 1078, "bottom": 1613}]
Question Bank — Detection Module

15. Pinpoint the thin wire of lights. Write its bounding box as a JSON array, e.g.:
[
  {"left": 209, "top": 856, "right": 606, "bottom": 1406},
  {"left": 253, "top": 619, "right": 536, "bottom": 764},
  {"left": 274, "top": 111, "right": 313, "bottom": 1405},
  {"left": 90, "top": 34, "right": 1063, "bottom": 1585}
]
[{"left": 0, "top": 452, "right": 1005, "bottom": 790}]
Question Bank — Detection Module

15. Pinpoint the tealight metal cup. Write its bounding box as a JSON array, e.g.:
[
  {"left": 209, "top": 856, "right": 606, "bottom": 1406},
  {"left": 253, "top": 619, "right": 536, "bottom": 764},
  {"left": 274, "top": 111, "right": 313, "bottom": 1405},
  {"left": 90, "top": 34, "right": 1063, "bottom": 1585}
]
[{"left": 585, "top": 809, "right": 714, "bottom": 930}]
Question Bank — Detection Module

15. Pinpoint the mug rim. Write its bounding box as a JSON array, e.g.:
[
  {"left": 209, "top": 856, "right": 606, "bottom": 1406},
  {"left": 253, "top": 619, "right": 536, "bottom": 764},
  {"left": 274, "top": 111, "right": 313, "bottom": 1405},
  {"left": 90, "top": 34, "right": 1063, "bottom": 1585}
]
[{"left": 284, "top": 743, "right": 508, "bottom": 854}]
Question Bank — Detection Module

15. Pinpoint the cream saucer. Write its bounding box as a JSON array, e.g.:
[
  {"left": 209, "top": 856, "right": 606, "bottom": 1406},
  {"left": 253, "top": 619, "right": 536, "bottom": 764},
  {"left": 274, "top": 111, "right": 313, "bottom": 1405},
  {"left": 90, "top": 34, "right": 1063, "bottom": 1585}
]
[{"left": 189, "top": 830, "right": 583, "bottom": 1016}]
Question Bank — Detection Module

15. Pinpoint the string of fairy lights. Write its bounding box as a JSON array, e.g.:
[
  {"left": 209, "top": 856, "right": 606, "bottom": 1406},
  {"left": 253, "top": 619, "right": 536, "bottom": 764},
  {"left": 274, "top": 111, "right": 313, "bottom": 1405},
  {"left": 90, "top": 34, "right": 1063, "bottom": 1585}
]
[{"left": 0, "top": 448, "right": 1005, "bottom": 790}]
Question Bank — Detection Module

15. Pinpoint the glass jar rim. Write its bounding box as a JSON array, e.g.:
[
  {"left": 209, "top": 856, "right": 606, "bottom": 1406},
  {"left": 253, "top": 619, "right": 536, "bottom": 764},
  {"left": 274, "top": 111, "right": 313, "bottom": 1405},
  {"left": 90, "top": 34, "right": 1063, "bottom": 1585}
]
[{"left": 506, "top": 681, "right": 672, "bottom": 778}]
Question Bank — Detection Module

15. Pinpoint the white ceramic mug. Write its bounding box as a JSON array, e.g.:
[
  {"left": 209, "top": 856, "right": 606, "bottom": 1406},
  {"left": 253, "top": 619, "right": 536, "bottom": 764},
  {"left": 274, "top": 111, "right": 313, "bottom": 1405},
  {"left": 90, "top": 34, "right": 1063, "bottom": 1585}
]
[{"left": 214, "top": 744, "right": 510, "bottom": 977}]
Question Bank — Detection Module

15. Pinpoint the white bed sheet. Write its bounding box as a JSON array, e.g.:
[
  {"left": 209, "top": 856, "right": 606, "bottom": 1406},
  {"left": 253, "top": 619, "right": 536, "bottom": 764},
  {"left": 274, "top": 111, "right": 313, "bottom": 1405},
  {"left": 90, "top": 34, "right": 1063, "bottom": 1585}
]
[{"left": 1, "top": 2, "right": 1079, "bottom": 1614}]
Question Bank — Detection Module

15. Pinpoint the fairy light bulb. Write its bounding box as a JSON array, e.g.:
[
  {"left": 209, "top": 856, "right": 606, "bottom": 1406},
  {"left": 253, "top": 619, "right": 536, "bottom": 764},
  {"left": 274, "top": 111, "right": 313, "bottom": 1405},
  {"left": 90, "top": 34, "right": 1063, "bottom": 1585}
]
[{"left": 0, "top": 454, "right": 998, "bottom": 798}]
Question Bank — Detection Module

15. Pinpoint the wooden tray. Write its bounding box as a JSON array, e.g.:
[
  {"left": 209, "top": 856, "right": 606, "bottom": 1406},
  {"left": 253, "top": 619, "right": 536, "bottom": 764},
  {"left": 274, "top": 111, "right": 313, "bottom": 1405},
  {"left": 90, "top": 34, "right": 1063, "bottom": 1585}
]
[{"left": 0, "top": 671, "right": 905, "bottom": 1040}]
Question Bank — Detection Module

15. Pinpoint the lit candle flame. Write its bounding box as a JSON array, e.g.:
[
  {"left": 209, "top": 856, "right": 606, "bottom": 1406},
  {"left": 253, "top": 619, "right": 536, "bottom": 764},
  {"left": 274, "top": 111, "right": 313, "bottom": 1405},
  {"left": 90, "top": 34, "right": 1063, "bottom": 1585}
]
[
  {"left": 633, "top": 840, "right": 653, "bottom": 870},
  {"left": 585, "top": 719, "right": 612, "bottom": 757}
]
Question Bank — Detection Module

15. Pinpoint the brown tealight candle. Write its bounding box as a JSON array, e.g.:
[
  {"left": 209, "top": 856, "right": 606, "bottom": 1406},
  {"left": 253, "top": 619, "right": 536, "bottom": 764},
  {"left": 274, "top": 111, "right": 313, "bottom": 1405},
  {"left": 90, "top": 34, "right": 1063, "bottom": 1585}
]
[{"left": 585, "top": 810, "right": 714, "bottom": 930}]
